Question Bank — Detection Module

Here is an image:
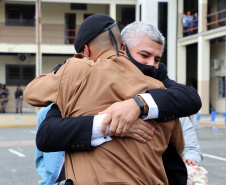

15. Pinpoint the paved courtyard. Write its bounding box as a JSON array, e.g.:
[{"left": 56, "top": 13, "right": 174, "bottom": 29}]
[{"left": 0, "top": 126, "right": 225, "bottom": 184}]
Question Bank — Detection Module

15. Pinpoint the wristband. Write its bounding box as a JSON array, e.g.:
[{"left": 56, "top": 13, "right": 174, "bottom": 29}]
[{"left": 132, "top": 96, "right": 144, "bottom": 116}]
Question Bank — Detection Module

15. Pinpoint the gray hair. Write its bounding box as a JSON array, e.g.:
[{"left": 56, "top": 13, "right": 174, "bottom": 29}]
[{"left": 121, "top": 21, "right": 165, "bottom": 54}]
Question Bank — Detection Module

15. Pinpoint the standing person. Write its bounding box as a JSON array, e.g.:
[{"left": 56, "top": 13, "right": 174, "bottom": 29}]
[
  {"left": 36, "top": 21, "right": 202, "bottom": 185},
  {"left": 193, "top": 12, "right": 198, "bottom": 34},
  {"left": 35, "top": 104, "right": 65, "bottom": 185},
  {"left": 182, "top": 13, "right": 188, "bottom": 36},
  {"left": 186, "top": 11, "right": 193, "bottom": 35},
  {"left": 0, "top": 84, "right": 9, "bottom": 113},
  {"left": 25, "top": 14, "right": 185, "bottom": 184},
  {"left": 15, "top": 84, "right": 23, "bottom": 113},
  {"left": 0, "top": 83, "right": 2, "bottom": 113},
  {"left": 35, "top": 64, "right": 154, "bottom": 185}
]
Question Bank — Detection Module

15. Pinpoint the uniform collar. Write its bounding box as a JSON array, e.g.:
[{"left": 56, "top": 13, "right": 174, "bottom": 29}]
[
  {"left": 98, "top": 50, "right": 129, "bottom": 61},
  {"left": 73, "top": 50, "right": 129, "bottom": 61}
]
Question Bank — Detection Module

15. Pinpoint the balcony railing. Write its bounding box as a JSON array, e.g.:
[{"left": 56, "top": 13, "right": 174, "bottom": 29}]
[
  {"left": 207, "top": 8, "right": 226, "bottom": 30},
  {"left": 182, "top": 18, "right": 198, "bottom": 37},
  {"left": 0, "top": 24, "right": 76, "bottom": 45},
  {"left": 182, "top": 9, "right": 226, "bottom": 37}
]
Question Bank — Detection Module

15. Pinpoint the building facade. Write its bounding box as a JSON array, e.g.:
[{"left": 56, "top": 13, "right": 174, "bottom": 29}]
[
  {"left": 138, "top": 0, "right": 226, "bottom": 114},
  {"left": 0, "top": 0, "right": 225, "bottom": 114}
]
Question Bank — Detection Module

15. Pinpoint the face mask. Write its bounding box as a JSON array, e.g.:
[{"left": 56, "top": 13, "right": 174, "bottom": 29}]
[{"left": 126, "top": 45, "right": 157, "bottom": 78}]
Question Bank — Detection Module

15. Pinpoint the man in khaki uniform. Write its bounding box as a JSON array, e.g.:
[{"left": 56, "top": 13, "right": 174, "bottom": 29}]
[{"left": 25, "top": 14, "right": 184, "bottom": 184}]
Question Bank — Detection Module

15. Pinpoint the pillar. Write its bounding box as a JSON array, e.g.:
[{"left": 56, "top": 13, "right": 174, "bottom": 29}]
[
  {"left": 138, "top": 0, "right": 158, "bottom": 27},
  {"left": 109, "top": 2, "right": 116, "bottom": 21},
  {"left": 36, "top": 0, "right": 42, "bottom": 77},
  {"left": 198, "top": 0, "right": 207, "bottom": 32},
  {"left": 167, "top": 0, "right": 177, "bottom": 80},
  {"left": 177, "top": 44, "right": 186, "bottom": 84},
  {"left": 177, "top": 0, "right": 184, "bottom": 38},
  {"left": 198, "top": 37, "right": 210, "bottom": 114}
]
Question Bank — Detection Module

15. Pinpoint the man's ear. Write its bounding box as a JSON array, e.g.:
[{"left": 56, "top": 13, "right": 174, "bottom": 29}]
[
  {"left": 121, "top": 42, "right": 126, "bottom": 51},
  {"left": 83, "top": 44, "right": 90, "bottom": 57}
]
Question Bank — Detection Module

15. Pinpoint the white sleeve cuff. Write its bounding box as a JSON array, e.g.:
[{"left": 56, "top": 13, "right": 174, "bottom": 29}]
[
  {"left": 91, "top": 114, "right": 112, "bottom": 147},
  {"left": 138, "top": 93, "right": 159, "bottom": 120}
]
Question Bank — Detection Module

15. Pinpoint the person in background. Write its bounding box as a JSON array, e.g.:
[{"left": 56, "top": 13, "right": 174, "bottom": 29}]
[
  {"left": 0, "top": 84, "right": 9, "bottom": 113},
  {"left": 35, "top": 104, "right": 65, "bottom": 185},
  {"left": 193, "top": 12, "right": 198, "bottom": 34},
  {"left": 181, "top": 117, "right": 208, "bottom": 185},
  {"left": 117, "top": 20, "right": 124, "bottom": 32},
  {"left": 15, "top": 84, "right": 23, "bottom": 113},
  {"left": 0, "top": 83, "right": 2, "bottom": 113},
  {"left": 186, "top": 11, "right": 193, "bottom": 35},
  {"left": 182, "top": 13, "right": 188, "bottom": 36}
]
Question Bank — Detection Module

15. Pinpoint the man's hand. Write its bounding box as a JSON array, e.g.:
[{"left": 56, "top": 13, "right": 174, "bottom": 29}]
[
  {"left": 183, "top": 157, "right": 198, "bottom": 166},
  {"left": 125, "top": 118, "right": 155, "bottom": 143},
  {"left": 99, "top": 99, "right": 140, "bottom": 136}
]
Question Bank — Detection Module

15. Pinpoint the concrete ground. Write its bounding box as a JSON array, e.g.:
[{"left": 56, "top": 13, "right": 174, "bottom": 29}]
[{"left": 0, "top": 113, "right": 225, "bottom": 184}]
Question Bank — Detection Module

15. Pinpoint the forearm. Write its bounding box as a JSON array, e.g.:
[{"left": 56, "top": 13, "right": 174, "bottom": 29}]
[
  {"left": 182, "top": 150, "right": 203, "bottom": 165},
  {"left": 180, "top": 117, "right": 203, "bottom": 164},
  {"left": 146, "top": 84, "right": 202, "bottom": 122}
]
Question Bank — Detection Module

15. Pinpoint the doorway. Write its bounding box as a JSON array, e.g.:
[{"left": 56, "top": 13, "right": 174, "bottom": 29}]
[{"left": 65, "top": 13, "right": 76, "bottom": 44}]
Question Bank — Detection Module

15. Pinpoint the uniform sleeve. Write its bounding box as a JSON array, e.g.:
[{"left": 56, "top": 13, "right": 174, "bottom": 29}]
[
  {"left": 24, "top": 64, "right": 65, "bottom": 107},
  {"left": 180, "top": 117, "right": 203, "bottom": 164},
  {"left": 24, "top": 58, "right": 92, "bottom": 108}
]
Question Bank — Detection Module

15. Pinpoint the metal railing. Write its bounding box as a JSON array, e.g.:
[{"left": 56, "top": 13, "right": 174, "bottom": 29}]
[
  {"left": 0, "top": 25, "right": 77, "bottom": 44},
  {"left": 182, "top": 18, "right": 198, "bottom": 36},
  {"left": 206, "top": 8, "right": 226, "bottom": 29}
]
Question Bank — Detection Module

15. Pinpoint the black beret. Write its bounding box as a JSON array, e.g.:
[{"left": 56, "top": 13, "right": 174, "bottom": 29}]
[{"left": 74, "top": 14, "right": 116, "bottom": 53}]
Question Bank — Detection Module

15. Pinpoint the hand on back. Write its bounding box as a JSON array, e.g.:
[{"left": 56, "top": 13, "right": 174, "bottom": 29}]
[{"left": 99, "top": 99, "right": 155, "bottom": 143}]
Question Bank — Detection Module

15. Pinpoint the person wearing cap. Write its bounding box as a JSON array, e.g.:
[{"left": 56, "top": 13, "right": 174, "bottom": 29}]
[
  {"left": 34, "top": 18, "right": 202, "bottom": 184},
  {"left": 25, "top": 14, "right": 185, "bottom": 184},
  {"left": 0, "top": 83, "right": 3, "bottom": 113}
]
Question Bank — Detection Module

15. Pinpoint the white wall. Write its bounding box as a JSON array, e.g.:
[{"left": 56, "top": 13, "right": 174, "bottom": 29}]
[
  {"left": 137, "top": 0, "right": 158, "bottom": 27},
  {"left": 42, "top": 2, "right": 109, "bottom": 28}
]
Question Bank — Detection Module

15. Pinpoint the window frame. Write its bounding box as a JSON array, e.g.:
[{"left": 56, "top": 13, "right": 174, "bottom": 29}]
[
  {"left": 6, "top": 64, "right": 35, "bottom": 86},
  {"left": 5, "top": 4, "right": 35, "bottom": 27},
  {"left": 219, "top": 76, "right": 225, "bottom": 98}
]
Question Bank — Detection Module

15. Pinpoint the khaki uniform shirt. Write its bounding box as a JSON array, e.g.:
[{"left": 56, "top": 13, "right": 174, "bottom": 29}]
[{"left": 24, "top": 50, "right": 184, "bottom": 185}]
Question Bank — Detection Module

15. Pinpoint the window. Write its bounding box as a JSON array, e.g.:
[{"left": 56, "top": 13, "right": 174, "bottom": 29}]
[
  {"left": 217, "top": 0, "right": 226, "bottom": 26},
  {"left": 71, "top": 3, "right": 87, "bottom": 10},
  {"left": 6, "top": 65, "right": 35, "bottom": 85},
  {"left": 84, "top": 14, "right": 93, "bottom": 20},
  {"left": 219, "top": 76, "right": 225, "bottom": 98},
  {"left": 5, "top": 4, "right": 35, "bottom": 26},
  {"left": 139, "top": 5, "right": 142, "bottom": 21}
]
